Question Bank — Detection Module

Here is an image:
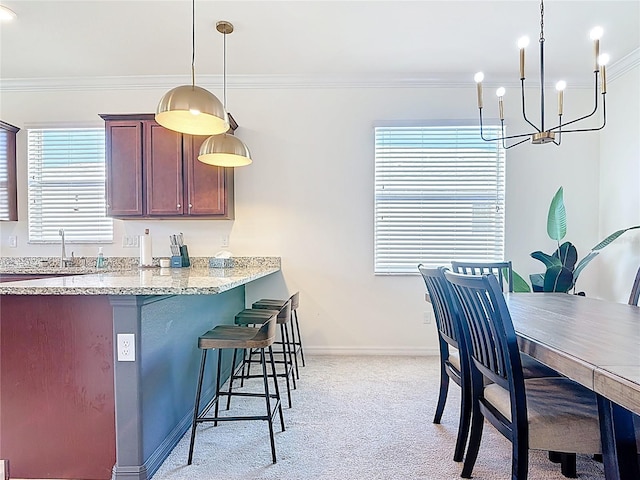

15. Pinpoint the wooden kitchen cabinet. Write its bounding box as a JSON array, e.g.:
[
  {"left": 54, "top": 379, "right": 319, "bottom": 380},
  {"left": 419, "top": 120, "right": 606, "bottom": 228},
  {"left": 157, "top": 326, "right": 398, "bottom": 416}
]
[
  {"left": 100, "top": 114, "right": 234, "bottom": 219},
  {"left": 0, "top": 120, "right": 19, "bottom": 221}
]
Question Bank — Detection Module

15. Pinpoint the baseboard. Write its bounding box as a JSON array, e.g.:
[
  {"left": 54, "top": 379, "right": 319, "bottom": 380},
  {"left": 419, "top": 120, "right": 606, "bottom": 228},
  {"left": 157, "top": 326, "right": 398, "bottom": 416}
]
[{"left": 303, "top": 346, "right": 439, "bottom": 356}]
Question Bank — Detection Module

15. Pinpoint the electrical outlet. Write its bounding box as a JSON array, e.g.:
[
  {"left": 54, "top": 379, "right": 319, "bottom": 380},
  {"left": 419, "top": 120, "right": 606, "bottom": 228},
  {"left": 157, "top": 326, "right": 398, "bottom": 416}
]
[
  {"left": 122, "top": 235, "right": 140, "bottom": 248},
  {"left": 117, "top": 333, "right": 135, "bottom": 362},
  {"left": 8, "top": 236, "right": 17, "bottom": 248},
  {"left": 221, "top": 234, "right": 229, "bottom": 247},
  {"left": 423, "top": 311, "right": 432, "bottom": 324}
]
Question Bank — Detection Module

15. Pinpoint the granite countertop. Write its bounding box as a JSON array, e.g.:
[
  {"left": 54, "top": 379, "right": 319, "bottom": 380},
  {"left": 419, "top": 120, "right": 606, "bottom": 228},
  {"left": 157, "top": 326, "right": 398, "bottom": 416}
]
[{"left": 0, "top": 257, "right": 280, "bottom": 295}]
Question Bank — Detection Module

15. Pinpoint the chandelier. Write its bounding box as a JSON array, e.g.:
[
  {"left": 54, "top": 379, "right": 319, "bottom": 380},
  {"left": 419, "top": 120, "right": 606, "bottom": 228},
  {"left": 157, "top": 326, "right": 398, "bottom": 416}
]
[{"left": 474, "top": 0, "right": 608, "bottom": 149}]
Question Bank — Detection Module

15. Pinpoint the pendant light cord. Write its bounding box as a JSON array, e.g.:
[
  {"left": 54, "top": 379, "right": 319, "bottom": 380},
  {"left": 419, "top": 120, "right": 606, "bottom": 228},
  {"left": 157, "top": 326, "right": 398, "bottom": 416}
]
[
  {"left": 223, "top": 29, "right": 227, "bottom": 108},
  {"left": 191, "top": 0, "right": 196, "bottom": 87}
]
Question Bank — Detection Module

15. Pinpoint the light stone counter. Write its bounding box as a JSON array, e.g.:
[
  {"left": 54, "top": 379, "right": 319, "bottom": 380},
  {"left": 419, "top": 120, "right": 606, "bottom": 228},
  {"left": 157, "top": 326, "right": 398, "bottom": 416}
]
[{"left": 0, "top": 257, "right": 280, "bottom": 295}]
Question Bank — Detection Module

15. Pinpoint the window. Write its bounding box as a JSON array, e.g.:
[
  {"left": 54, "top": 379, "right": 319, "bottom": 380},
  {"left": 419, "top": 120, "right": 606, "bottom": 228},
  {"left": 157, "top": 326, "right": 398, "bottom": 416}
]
[
  {"left": 374, "top": 124, "right": 505, "bottom": 274},
  {"left": 28, "top": 128, "right": 113, "bottom": 243}
]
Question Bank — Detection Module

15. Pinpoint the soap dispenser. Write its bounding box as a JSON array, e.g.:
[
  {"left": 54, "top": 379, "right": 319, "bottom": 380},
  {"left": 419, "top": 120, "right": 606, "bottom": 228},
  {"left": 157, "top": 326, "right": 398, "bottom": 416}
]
[{"left": 96, "top": 247, "right": 105, "bottom": 268}]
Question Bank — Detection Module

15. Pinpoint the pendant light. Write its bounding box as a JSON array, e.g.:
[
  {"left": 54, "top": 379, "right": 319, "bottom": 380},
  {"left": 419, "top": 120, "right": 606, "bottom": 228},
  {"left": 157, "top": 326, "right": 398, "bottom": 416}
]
[
  {"left": 198, "top": 21, "right": 252, "bottom": 167},
  {"left": 155, "top": 0, "right": 229, "bottom": 136}
]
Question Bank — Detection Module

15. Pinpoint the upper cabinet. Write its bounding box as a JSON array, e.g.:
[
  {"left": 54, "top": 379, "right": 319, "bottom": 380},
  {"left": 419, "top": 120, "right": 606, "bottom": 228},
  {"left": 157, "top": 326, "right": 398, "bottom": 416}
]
[
  {"left": 0, "top": 121, "right": 19, "bottom": 221},
  {"left": 100, "top": 114, "right": 234, "bottom": 219}
]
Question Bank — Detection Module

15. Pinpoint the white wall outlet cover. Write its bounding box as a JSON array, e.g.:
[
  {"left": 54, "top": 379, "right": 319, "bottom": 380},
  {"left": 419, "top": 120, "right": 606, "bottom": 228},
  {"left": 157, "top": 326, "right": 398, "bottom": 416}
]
[{"left": 117, "top": 333, "right": 135, "bottom": 362}]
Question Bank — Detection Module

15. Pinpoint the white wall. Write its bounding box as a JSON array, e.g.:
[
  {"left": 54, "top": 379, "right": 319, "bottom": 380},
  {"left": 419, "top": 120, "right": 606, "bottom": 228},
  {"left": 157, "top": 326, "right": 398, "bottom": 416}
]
[
  {"left": 0, "top": 80, "right": 606, "bottom": 354},
  {"left": 598, "top": 59, "right": 640, "bottom": 302}
]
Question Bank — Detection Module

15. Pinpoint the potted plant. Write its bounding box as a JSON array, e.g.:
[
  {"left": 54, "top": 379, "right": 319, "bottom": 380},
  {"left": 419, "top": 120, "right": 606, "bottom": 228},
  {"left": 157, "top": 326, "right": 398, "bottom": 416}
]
[{"left": 514, "top": 186, "right": 640, "bottom": 294}]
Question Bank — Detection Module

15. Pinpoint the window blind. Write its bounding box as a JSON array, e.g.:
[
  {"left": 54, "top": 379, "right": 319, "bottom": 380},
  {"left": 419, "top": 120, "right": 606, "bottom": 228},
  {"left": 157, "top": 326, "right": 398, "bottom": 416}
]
[
  {"left": 28, "top": 128, "right": 113, "bottom": 243},
  {"left": 374, "top": 125, "right": 505, "bottom": 274}
]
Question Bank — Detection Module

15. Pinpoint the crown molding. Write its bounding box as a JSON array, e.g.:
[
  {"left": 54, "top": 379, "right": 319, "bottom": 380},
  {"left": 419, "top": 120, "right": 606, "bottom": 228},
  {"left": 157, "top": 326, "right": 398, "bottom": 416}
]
[{"left": 1, "top": 50, "right": 637, "bottom": 93}]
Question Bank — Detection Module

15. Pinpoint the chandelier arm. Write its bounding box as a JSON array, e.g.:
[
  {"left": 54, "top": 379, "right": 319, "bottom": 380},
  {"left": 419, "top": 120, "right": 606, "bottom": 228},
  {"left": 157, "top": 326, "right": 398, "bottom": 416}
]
[
  {"left": 520, "top": 79, "right": 542, "bottom": 132},
  {"left": 547, "top": 72, "right": 601, "bottom": 132},
  {"left": 479, "top": 109, "right": 539, "bottom": 141},
  {"left": 551, "top": 96, "right": 606, "bottom": 134},
  {"left": 505, "top": 137, "right": 532, "bottom": 149}
]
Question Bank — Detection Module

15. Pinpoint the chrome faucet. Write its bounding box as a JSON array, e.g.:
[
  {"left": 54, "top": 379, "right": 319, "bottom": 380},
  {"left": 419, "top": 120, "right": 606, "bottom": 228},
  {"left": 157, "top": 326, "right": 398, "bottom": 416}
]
[{"left": 59, "top": 229, "right": 68, "bottom": 267}]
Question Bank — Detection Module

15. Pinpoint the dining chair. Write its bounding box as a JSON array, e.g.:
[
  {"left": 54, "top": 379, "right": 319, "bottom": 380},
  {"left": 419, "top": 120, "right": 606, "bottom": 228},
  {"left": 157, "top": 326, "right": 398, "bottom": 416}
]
[
  {"left": 443, "top": 271, "right": 602, "bottom": 480},
  {"left": 451, "top": 260, "right": 514, "bottom": 293},
  {"left": 628, "top": 265, "right": 640, "bottom": 306},
  {"left": 418, "top": 264, "right": 472, "bottom": 462},
  {"left": 418, "top": 264, "right": 561, "bottom": 464}
]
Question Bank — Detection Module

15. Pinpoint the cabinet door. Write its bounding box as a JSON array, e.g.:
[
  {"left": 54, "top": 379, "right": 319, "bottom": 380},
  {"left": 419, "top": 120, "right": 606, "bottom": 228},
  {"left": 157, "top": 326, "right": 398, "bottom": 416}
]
[
  {"left": 184, "top": 135, "right": 234, "bottom": 218},
  {"left": 0, "top": 121, "right": 19, "bottom": 221},
  {"left": 105, "top": 120, "right": 143, "bottom": 216},
  {"left": 145, "top": 122, "right": 184, "bottom": 216}
]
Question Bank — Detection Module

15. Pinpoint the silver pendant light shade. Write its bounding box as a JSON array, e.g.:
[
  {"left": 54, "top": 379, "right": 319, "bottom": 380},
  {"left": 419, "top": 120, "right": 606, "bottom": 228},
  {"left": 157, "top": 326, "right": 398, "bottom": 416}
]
[
  {"left": 197, "top": 20, "right": 252, "bottom": 168},
  {"left": 155, "top": 0, "right": 229, "bottom": 136},
  {"left": 198, "top": 133, "right": 252, "bottom": 167},
  {"left": 156, "top": 85, "right": 229, "bottom": 136}
]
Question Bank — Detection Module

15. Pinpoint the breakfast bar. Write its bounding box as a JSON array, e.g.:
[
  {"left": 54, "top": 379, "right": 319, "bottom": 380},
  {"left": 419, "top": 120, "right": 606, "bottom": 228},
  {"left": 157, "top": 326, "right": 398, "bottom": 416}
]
[{"left": 0, "top": 258, "right": 280, "bottom": 480}]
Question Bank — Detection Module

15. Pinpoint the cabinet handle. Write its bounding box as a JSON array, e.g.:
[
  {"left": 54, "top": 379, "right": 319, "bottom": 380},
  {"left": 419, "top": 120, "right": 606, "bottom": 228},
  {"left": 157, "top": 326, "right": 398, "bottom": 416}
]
[{"left": 177, "top": 204, "right": 181, "bottom": 209}]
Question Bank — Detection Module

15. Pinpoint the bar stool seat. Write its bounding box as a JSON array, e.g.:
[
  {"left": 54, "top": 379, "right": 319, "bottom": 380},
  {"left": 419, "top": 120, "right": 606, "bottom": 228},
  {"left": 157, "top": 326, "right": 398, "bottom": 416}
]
[
  {"left": 187, "top": 313, "right": 285, "bottom": 465},
  {"left": 253, "top": 292, "right": 305, "bottom": 379},
  {"left": 233, "top": 301, "right": 295, "bottom": 407}
]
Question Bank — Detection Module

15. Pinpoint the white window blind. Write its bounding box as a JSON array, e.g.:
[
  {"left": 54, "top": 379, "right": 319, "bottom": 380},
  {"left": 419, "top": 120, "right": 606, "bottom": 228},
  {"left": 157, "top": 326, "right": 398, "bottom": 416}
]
[
  {"left": 28, "top": 128, "right": 113, "bottom": 243},
  {"left": 374, "top": 124, "right": 505, "bottom": 274}
]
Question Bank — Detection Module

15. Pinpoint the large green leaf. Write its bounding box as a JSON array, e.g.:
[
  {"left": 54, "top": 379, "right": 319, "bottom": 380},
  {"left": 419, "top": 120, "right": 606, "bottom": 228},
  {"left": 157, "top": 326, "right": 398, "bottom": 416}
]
[
  {"left": 547, "top": 187, "right": 567, "bottom": 242},
  {"left": 552, "top": 241, "right": 578, "bottom": 271},
  {"left": 530, "top": 273, "right": 545, "bottom": 291},
  {"left": 510, "top": 269, "right": 532, "bottom": 292},
  {"left": 543, "top": 265, "right": 573, "bottom": 293},
  {"left": 591, "top": 225, "right": 640, "bottom": 251},
  {"left": 531, "top": 250, "right": 562, "bottom": 268}
]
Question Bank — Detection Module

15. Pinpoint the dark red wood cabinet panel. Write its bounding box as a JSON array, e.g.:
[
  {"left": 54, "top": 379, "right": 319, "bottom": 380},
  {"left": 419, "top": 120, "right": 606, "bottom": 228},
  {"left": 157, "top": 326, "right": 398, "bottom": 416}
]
[{"left": 0, "top": 295, "right": 115, "bottom": 479}]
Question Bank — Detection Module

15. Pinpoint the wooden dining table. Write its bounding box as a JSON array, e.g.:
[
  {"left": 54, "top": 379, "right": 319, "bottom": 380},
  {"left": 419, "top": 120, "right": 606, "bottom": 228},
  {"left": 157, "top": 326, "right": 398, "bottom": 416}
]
[{"left": 506, "top": 292, "right": 640, "bottom": 480}]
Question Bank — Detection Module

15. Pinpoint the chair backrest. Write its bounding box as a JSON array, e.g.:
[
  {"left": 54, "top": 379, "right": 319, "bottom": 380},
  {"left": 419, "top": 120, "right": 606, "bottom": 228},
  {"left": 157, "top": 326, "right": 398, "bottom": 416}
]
[
  {"left": 418, "top": 264, "right": 464, "bottom": 352},
  {"left": 277, "top": 300, "right": 292, "bottom": 323},
  {"left": 451, "top": 260, "right": 514, "bottom": 293},
  {"left": 289, "top": 291, "right": 300, "bottom": 310},
  {"left": 629, "top": 266, "right": 640, "bottom": 306},
  {"left": 443, "top": 270, "right": 526, "bottom": 402}
]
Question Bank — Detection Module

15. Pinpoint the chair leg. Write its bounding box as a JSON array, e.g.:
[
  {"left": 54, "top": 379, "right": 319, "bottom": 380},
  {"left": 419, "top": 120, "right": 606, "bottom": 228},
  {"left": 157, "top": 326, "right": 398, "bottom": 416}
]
[
  {"left": 560, "top": 453, "right": 577, "bottom": 478},
  {"left": 268, "top": 344, "right": 286, "bottom": 432},
  {"left": 433, "top": 364, "right": 449, "bottom": 424},
  {"left": 226, "top": 348, "right": 238, "bottom": 410},
  {"left": 260, "top": 348, "right": 277, "bottom": 464},
  {"left": 279, "top": 324, "right": 293, "bottom": 407},
  {"left": 293, "top": 311, "right": 306, "bottom": 367},
  {"left": 213, "top": 349, "right": 223, "bottom": 427},
  {"left": 512, "top": 436, "right": 529, "bottom": 480},
  {"left": 461, "top": 406, "right": 484, "bottom": 478},
  {"left": 188, "top": 349, "right": 208, "bottom": 465},
  {"left": 453, "top": 378, "right": 471, "bottom": 462},
  {"left": 288, "top": 320, "right": 300, "bottom": 380},
  {"left": 282, "top": 322, "right": 297, "bottom": 389}
]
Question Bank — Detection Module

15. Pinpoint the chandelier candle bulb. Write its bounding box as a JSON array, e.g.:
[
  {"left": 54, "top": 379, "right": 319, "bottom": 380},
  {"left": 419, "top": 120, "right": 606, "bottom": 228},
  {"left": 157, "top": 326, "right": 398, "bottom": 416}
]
[
  {"left": 556, "top": 81, "right": 566, "bottom": 116},
  {"left": 518, "top": 37, "right": 529, "bottom": 79},
  {"left": 474, "top": 72, "right": 484, "bottom": 108},
  {"left": 496, "top": 87, "right": 505, "bottom": 120},
  {"left": 599, "top": 53, "right": 609, "bottom": 94},
  {"left": 590, "top": 26, "right": 603, "bottom": 71}
]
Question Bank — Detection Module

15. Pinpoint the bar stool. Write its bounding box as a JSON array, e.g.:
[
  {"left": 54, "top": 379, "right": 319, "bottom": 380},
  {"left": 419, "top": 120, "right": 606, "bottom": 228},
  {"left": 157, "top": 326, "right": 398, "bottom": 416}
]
[
  {"left": 187, "top": 313, "right": 285, "bottom": 465},
  {"left": 233, "top": 301, "right": 295, "bottom": 408},
  {"left": 253, "top": 292, "right": 305, "bottom": 379}
]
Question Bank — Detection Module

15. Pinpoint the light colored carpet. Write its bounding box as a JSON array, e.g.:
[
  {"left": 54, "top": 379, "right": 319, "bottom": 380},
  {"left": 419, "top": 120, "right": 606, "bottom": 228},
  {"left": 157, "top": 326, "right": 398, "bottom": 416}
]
[{"left": 152, "top": 355, "right": 605, "bottom": 480}]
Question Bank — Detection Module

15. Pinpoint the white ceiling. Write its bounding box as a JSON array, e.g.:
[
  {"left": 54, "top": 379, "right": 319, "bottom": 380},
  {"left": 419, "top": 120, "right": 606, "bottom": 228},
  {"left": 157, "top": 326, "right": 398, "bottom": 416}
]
[{"left": 1, "top": 0, "right": 639, "bottom": 87}]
